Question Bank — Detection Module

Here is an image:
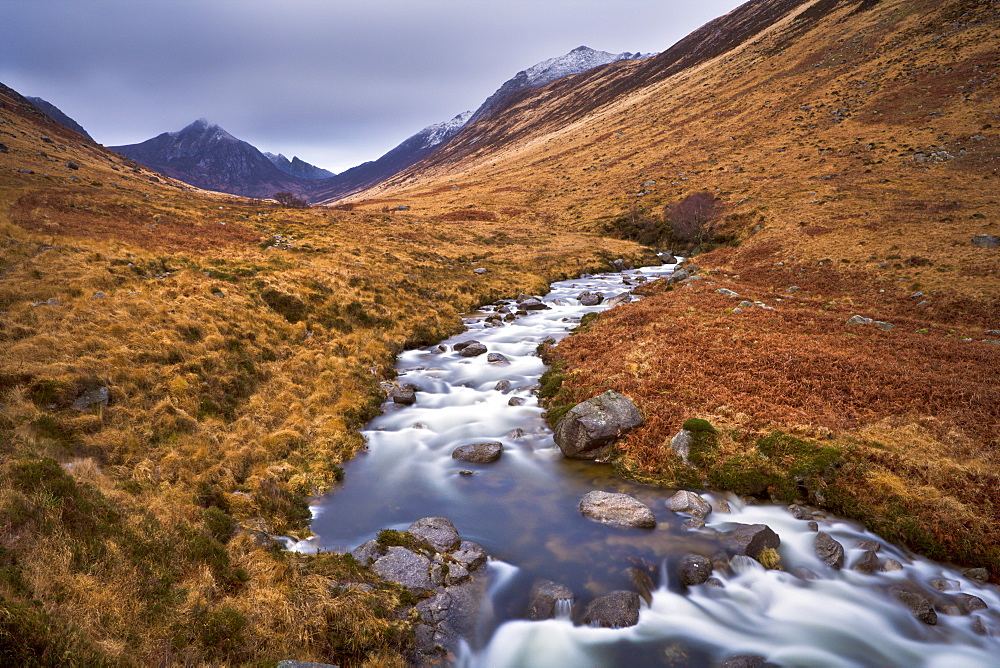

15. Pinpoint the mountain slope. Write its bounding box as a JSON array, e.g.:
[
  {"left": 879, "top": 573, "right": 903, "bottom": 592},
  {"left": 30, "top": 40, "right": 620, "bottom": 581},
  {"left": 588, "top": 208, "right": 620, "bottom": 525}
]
[
  {"left": 310, "top": 47, "right": 650, "bottom": 204},
  {"left": 343, "top": 0, "right": 1000, "bottom": 575},
  {"left": 263, "top": 152, "right": 335, "bottom": 179},
  {"left": 25, "top": 96, "right": 94, "bottom": 141},
  {"left": 112, "top": 119, "right": 312, "bottom": 198}
]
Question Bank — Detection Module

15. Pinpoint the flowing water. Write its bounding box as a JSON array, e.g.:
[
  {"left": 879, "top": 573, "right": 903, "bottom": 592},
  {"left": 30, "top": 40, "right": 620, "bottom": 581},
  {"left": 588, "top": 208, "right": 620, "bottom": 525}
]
[{"left": 304, "top": 263, "right": 1000, "bottom": 667}]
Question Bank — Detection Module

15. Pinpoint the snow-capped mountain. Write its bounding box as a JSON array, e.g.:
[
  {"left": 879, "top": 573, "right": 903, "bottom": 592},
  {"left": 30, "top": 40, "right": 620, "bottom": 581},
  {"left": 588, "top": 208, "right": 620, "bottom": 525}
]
[
  {"left": 111, "top": 119, "right": 311, "bottom": 199},
  {"left": 468, "top": 46, "right": 651, "bottom": 123},
  {"left": 263, "top": 152, "right": 335, "bottom": 179}
]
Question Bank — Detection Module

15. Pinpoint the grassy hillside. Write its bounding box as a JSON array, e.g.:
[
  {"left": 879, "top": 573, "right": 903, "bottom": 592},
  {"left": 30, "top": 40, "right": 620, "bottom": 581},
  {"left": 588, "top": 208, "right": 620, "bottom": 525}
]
[
  {"left": 347, "top": 0, "right": 1000, "bottom": 576},
  {"left": 0, "top": 85, "right": 647, "bottom": 664}
]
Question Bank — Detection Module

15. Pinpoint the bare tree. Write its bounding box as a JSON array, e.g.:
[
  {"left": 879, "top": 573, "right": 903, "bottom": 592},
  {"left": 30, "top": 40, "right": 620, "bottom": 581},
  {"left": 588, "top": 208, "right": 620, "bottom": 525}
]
[
  {"left": 273, "top": 192, "right": 309, "bottom": 208},
  {"left": 665, "top": 191, "right": 722, "bottom": 248}
]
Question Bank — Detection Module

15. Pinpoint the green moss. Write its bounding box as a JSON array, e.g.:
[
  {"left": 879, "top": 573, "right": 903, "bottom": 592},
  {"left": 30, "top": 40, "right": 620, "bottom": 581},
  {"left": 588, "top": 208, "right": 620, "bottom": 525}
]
[
  {"left": 375, "top": 529, "right": 433, "bottom": 555},
  {"left": 682, "top": 418, "right": 717, "bottom": 434}
]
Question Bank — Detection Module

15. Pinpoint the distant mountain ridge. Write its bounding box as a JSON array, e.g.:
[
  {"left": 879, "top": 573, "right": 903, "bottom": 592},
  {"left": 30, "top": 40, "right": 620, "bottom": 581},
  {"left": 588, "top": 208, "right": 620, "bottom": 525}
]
[
  {"left": 111, "top": 119, "right": 311, "bottom": 199},
  {"left": 263, "top": 152, "right": 335, "bottom": 179},
  {"left": 26, "top": 96, "right": 94, "bottom": 140}
]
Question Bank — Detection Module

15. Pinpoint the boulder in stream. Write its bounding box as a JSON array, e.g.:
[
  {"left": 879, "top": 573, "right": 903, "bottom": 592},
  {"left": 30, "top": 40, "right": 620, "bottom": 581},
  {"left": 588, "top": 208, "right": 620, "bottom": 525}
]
[
  {"left": 527, "top": 579, "right": 575, "bottom": 620},
  {"left": 665, "top": 490, "right": 712, "bottom": 519},
  {"left": 487, "top": 352, "right": 510, "bottom": 365},
  {"left": 582, "top": 590, "right": 640, "bottom": 628},
  {"left": 577, "top": 291, "right": 604, "bottom": 306},
  {"left": 721, "top": 524, "right": 780, "bottom": 559},
  {"left": 814, "top": 532, "right": 845, "bottom": 570},
  {"left": 407, "top": 516, "right": 461, "bottom": 552},
  {"left": 457, "top": 341, "right": 487, "bottom": 357},
  {"left": 579, "top": 491, "right": 656, "bottom": 529},
  {"left": 553, "top": 390, "right": 643, "bottom": 459},
  {"left": 678, "top": 554, "right": 714, "bottom": 586},
  {"left": 893, "top": 589, "right": 938, "bottom": 625},
  {"left": 451, "top": 442, "right": 503, "bottom": 464}
]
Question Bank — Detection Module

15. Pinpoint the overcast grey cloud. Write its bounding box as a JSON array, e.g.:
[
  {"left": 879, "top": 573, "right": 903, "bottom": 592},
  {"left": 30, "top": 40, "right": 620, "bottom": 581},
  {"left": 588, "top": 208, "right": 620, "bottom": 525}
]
[{"left": 1, "top": 0, "right": 744, "bottom": 172}]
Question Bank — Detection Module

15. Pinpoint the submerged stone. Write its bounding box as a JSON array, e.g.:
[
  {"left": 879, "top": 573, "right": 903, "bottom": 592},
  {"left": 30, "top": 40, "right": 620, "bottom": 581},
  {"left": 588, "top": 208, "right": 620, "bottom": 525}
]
[{"left": 579, "top": 490, "right": 656, "bottom": 528}]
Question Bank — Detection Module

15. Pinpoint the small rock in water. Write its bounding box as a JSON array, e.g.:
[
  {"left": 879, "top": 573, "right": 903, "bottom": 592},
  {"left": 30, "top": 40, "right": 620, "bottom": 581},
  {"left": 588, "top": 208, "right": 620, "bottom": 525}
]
[
  {"left": 964, "top": 567, "right": 989, "bottom": 582},
  {"left": 579, "top": 491, "right": 656, "bottom": 529},
  {"left": 494, "top": 379, "right": 511, "bottom": 392},
  {"left": 787, "top": 503, "right": 812, "bottom": 520},
  {"left": 720, "top": 655, "right": 771, "bottom": 668},
  {"left": 507, "top": 428, "right": 524, "bottom": 439},
  {"left": 721, "top": 524, "right": 780, "bottom": 559},
  {"left": 852, "top": 550, "right": 880, "bottom": 574},
  {"left": 577, "top": 291, "right": 604, "bottom": 306},
  {"left": 678, "top": 554, "right": 713, "bottom": 586},
  {"left": 665, "top": 490, "right": 712, "bottom": 519},
  {"left": 390, "top": 386, "right": 416, "bottom": 405},
  {"left": 814, "top": 532, "right": 845, "bottom": 570},
  {"left": 881, "top": 558, "right": 904, "bottom": 572},
  {"left": 929, "top": 577, "right": 960, "bottom": 591},
  {"left": 458, "top": 470, "right": 475, "bottom": 476},
  {"left": 487, "top": 352, "right": 510, "bottom": 365},
  {"left": 893, "top": 589, "right": 938, "bottom": 625},
  {"left": 507, "top": 397, "right": 525, "bottom": 406},
  {"left": 451, "top": 442, "right": 503, "bottom": 464},
  {"left": 626, "top": 566, "right": 656, "bottom": 605},
  {"left": 458, "top": 342, "right": 487, "bottom": 357},
  {"left": 856, "top": 539, "right": 881, "bottom": 553},
  {"left": 527, "top": 579, "right": 575, "bottom": 620},
  {"left": 520, "top": 298, "right": 549, "bottom": 310},
  {"left": 582, "top": 590, "right": 640, "bottom": 628},
  {"left": 956, "top": 593, "right": 988, "bottom": 613}
]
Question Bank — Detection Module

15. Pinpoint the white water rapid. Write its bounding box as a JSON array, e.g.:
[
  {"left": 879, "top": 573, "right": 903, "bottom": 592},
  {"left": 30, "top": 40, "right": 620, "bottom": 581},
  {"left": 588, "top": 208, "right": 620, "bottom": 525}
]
[{"left": 306, "top": 262, "right": 999, "bottom": 667}]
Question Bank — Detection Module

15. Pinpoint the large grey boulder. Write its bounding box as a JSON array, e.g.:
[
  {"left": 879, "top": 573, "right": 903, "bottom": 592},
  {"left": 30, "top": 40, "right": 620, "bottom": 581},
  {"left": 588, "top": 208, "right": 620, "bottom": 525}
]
[
  {"left": 407, "top": 516, "right": 461, "bottom": 552},
  {"left": 553, "top": 390, "right": 643, "bottom": 459},
  {"left": 579, "top": 491, "right": 656, "bottom": 529},
  {"left": 452, "top": 442, "right": 503, "bottom": 464},
  {"left": 666, "top": 490, "right": 712, "bottom": 519},
  {"left": 577, "top": 291, "right": 604, "bottom": 306},
  {"left": 527, "top": 579, "right": 575, "bottom": 620},
  {"left": 814, "top": 532, "right": 845, "bottom": 570},
  {"left": 721, "top": 524, "right": 780, "bottom": 559},
  {"left": 457, "top": 342, "right": 487, "bottom": 357},
  {"left": 372, "top": 547, "right": 435, "bottom": 592},
  {"left": 582, "top": 590, "right": 641, "bottom": 628}
]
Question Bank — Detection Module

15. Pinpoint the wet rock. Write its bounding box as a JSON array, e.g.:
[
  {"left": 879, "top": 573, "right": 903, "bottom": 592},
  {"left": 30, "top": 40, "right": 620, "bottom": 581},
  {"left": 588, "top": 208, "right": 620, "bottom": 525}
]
[
  {"left": 964, "top": 567, "right": 989, "bottom": 582},
  {"left": 390, "top": 386, "right": 416, "bottom": 405},
  {"left": 553, "top": 390, "right": 643, "bottom": 459},
  {"left": 577, "top": 291, "right": 604, "bottom": 306},
  {"left": 660, "top": 254, "right": 678, "bottom": 264},
  {"left": 372, "top": 547, "right": 434, "bottom": 592},
  {"left": 957, "top": 593, "right": 988, "bottom": 613},
  {"left": 605, "top": 292, "right": 632, "bottom": 307},
  {"left": 856, "top": 539, "right": 881, "bottom": 553},
  {"left": 787, "top": 503, "right": 812, "bottom": 520},
  {"left": 719, "top": 655, "right": 771, "bottom": 668},
  {"left": 520, "top": 298, "right": 549, "bottom": 310},
  {"left": 451, "top": 442, "right": 503, "bottom": 464},
  {"left": 678, "top": 554, "right": 714, "bottom": 585},
  {"left": 893, "top": 589, "right": 938, "bottom": 625},
  {"left": 971, "top": 234, "right": 999, "bottom": 248},
  {"left": 458, "top": 342, "right": 487, "bottom": 357},
  {"left": 881, "top": 558, "right": 904, "bottom": 572},
  {"left": 682, "top": 517, "right": 706, "bottom": 530},
  {"left": 721, "top": 524, "right": 780, "bottom": 559},
  {"left": 665, "top": 490, "right": 712, "bottom": 519},
  {"left": 494, "top": 379, "right": 511, "bottom": 392},
  {"left": 507, "top": 428, "right": 524, "bottom": 439},
  {"left": 814, "top": 532, "right": 845, "bottom": 570},
  {"left": 807, "top": 521, "right": 819, "bottom": 532},
  {"left": 451, "top": 541, "right": 488, "bottom": 572},
  {"left": 507, "top": 397, "right": 525, "bottom": 406},
  {"left": 971, "top": 618, "right": 989, "bottom": 636},
  {"left": 627, "top": 567, "right": 656, "bottom": 605},
  {"left": 792, "top": 567, "right": 821, "bottom": 580},
  {"left": 929, "top": 577, "right": 960, "bottom": 591},
  {"left": 527, "top": 579, "right": 574, "bottom": 620},
  {"left": 712, "top": 498, "right": 732, "bottom": 513},
  {"left": 487, "top": 352, "right": 510, "bottom": 365},
  {"left": 71, "top": 386, "right": 110, "bottom": 412},
  {"left": 579, "top": 491, "right": 656, "bottom": 529},
  {"left": 453, "top": 339, "right": 479, "bottom": 352},
  {"left": 582, "top": 590, "right": 640, "bottom": 628},
  {"left": 407, "top": 516, "right": 461, "bottom": 552},
  {"left": 853, "top": 550, "right": 880, "bottom": 574}
]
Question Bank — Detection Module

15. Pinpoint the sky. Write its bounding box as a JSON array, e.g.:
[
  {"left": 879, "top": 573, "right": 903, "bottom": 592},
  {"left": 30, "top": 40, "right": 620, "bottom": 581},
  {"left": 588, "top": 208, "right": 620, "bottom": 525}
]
[{"left": 1, "top": 0, "right": 745, "bottom": 173}]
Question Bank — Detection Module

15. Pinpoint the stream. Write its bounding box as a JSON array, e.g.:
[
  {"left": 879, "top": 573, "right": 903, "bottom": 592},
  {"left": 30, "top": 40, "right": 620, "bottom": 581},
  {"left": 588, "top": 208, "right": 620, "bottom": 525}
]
[{"left": 301, "top": 262, "right": 999, "bottom": 667}]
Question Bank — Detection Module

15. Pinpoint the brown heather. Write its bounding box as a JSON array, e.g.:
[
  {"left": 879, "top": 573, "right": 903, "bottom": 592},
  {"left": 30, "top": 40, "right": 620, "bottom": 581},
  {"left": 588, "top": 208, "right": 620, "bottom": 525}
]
[
  {"left": 2, "top": 0, "right": 1000, "bottom": 662},
  {"left": 0, "top": 86, "right": 645, "bottom": 664}
]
